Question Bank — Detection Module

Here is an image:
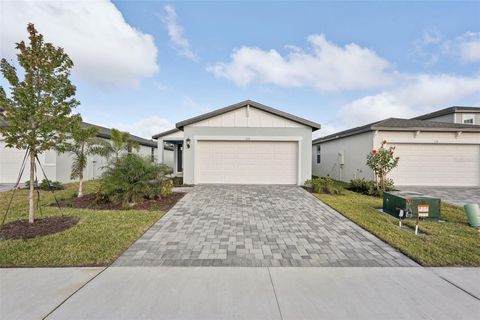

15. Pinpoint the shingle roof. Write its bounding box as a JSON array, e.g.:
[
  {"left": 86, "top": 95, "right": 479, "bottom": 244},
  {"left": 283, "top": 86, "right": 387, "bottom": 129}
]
[
  {"left": 413, "top": 106, "right": 480, "bottom": 120},
  {"left": 0, "top": 117, "right": 157, "bottom": 148},
  {"left": 81, "top": 122, "right": 157, "bottom": 147},
  {"left": 313, "top": 117, "right": 480, "bottom": 144},
  {"left": 152, "top": 128, "right": 181, "bottom": 139},
  {"left": 175, "top": 100, "right": 321, "bottom": 131}
]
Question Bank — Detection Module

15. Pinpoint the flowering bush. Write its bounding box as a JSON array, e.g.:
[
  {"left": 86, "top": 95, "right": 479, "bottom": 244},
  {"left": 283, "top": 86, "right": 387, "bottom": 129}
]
[{"left": 366, "top": 140, "right": 399, "bottom": 193}]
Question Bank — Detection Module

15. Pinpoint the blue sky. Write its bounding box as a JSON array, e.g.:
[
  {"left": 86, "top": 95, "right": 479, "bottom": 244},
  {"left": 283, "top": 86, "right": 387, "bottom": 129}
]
[{"left": 1, "top": 1, "right": 480, "bottom": 138}]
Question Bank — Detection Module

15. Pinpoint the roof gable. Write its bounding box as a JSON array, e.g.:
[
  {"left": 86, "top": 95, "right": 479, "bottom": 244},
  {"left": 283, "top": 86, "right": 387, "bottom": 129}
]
[{"left": 176, "top": 100, "right": 320, "bottom": 131}]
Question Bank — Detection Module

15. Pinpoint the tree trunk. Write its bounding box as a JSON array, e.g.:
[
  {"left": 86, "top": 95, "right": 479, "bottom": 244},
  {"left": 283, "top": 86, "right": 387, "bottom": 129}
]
[
  {"left": 78, "top": 173, "right": 83, "bottom": 198},
  {"left": 28, "top": 151, "right": 35, "bottom": 223}
]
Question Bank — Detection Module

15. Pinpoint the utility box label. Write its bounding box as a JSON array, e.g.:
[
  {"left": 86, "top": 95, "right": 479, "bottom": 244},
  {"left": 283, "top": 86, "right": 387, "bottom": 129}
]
[{"left": 418, "top": 204, "right": 430, "bottom": 218}]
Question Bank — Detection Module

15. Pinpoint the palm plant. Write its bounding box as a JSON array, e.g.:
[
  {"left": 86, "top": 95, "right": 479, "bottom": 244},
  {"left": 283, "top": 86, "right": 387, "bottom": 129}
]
[
  {"left": 65, "top": 123, "right": 111, "bottom": 197},
  {"left": 110, "top": 128, "right": 140, "bottom": 160}
]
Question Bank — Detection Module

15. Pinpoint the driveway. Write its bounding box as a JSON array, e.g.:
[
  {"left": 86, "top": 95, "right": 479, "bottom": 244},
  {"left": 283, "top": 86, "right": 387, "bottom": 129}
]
[
  {"left": 114, "top": 185, "right": 416, "bottom": 267},
  {"left": 398, "top": 186, "right": 480, "bottom": 206}
]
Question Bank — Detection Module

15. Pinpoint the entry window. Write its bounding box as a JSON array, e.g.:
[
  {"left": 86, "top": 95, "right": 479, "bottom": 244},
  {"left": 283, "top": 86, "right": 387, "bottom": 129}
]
[
  {"left": 462, "top": 114, "right": 475, "bottom": 124},
  {"left": 316, "top": 145, "right": 321, "bottom": 164}
]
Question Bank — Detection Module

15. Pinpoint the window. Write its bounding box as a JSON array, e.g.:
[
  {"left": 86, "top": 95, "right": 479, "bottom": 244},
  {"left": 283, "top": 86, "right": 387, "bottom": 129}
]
[
  {"left": 316, "top": 145, "right": 321, "bottom": 164},
  {"left": 462, "top": 114, "right": 475, "bottom": 124},
  {"left": 151, "top": 148, "right": 155, "bottom": 162}
]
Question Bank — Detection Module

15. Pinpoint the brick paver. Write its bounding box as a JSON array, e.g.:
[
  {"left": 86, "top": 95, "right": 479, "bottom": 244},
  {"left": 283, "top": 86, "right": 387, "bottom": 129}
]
[{"left": 114, "top": 185, "right": 417, "bottom": 267}]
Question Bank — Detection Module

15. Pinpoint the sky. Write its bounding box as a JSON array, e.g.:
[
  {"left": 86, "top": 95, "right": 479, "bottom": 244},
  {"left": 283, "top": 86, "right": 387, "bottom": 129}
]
[{"left": 1, "top": 0, "right": 480, "bottom": 139}]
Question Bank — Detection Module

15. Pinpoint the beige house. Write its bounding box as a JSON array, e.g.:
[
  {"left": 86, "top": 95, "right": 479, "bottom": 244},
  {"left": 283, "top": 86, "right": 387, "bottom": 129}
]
[{"left": 312, "top": 107, "right": 480, "bottom": 187}]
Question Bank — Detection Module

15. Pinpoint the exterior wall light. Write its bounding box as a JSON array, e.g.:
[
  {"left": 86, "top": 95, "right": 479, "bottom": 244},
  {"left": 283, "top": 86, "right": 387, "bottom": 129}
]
[{"left": 186, "top": 138, "right": 191, "bottom": 149}]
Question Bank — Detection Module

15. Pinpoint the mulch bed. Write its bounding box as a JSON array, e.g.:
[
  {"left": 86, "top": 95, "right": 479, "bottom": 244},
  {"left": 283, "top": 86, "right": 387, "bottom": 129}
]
[
  {"left": 0, "top": 216, "right": 79, "bottom": 240},
  {"left": 57, "top": 192, "right": 186, "bottom": 212}
]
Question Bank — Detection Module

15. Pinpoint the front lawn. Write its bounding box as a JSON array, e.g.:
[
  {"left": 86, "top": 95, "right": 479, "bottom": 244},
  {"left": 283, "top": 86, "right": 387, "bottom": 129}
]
[
  {"left": 316, "top": 190, "right": 480, "bottom": 266},
  {"left": 0, "top": 181, "right": 164, "bottom": 267}
]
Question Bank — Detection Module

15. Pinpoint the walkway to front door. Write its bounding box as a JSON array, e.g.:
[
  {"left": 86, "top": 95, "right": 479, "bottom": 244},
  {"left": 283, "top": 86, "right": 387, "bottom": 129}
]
[{"left": 114, "top": 185, "right": 416, "bottom": 267}]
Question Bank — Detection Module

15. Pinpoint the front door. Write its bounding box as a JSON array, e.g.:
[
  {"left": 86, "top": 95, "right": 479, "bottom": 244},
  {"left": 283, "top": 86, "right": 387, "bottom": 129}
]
[{"left": 177, "top": 144, "right": 183, "bottom": 173}]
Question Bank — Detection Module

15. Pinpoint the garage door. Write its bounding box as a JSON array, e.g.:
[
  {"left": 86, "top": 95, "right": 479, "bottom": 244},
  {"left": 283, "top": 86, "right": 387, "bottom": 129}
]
[
  {"left": 390, "top": 144, "right": 480, "bottom": 186},
  {"left": 0, "top": 142, "right": 30, "bottom": 183},
  {"left": 196, "top": 140, "right": 298, "bottom": 184}
]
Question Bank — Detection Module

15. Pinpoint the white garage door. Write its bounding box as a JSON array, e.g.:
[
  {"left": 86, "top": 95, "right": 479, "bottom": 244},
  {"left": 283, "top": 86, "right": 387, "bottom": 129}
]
[
  {"left": 0, "top": 142, "right": 30, "bottom": 183},
  {"left": 390, "top": 144, "right": 480, "bottom": 186},
  {"left": 196, "top": 140, "right": 298, "bottom": 184}
]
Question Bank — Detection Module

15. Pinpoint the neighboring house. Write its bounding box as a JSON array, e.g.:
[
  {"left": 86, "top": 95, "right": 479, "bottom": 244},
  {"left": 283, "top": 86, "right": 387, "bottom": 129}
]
[
  {"left": 312, "top": 106, "right": 480, "bottom": 187},
  {"left": 153, "top": 100, "right": 320, "bottom": 185},
  {"left": 0, "top": 120, "right": 159, "bottom": 184}
]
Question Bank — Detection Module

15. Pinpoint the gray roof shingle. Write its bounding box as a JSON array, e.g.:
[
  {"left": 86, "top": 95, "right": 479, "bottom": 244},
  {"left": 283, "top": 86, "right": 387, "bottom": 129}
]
[{"left": 313, "top": 117, "right": 480, "bottom": 144}]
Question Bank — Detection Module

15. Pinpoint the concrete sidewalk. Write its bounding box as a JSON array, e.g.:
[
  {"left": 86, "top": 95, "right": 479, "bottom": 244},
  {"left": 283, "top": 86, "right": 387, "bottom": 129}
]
[{"left": 1, "top": 267, "right": 478, "bottom": 320}]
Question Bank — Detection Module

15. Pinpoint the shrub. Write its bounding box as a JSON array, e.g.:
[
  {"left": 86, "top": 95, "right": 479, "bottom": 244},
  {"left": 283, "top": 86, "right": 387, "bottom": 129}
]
[
  {"left": 348, "top": 178, "right": 395, "bottom": 197},
  {"left": 24, "top": 179, "right": 64, "bottom": 191},
  {"left": 348, "top": 178, "right": 376, "bottom": 196},
  {"left": 98, "top": 154, "right": 173, "bottom": 207},
  {"left": 305, "top": 177, "right": 344, "bottom": 195},
  {"left": 366, "top": 140, "right": 399, "bottom": 193}
]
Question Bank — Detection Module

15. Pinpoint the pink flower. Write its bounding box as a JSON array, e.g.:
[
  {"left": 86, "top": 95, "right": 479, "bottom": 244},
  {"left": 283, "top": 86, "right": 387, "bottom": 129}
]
[{"left": 372, "top": 149, "right": 377, "bottom": 155}]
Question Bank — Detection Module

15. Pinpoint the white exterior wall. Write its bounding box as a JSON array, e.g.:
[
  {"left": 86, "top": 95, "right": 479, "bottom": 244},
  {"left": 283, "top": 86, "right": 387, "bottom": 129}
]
[
  {"left": 1, "top": 133, "right": 156, "bottom": 184},
  {"left": 312, "top": 132, "right": 374, "bottom": 182},
  {"left": 191, "top": 106, "right": 303, "bottom": 128}
]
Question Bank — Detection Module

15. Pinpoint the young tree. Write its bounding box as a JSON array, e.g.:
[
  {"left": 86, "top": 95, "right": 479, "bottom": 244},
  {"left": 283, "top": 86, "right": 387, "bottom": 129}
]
[
  {"left": 0, "top": 24, "right": 80, "bottom": 223},
  {"left": 65, "top": 122, "right": 111, "bottom": 197},
  {"left": 366, "top": 140, "right": 400, "bottom": 193},
  {"left": 109, "top": 128, "right": 140, "bottom": 160}
]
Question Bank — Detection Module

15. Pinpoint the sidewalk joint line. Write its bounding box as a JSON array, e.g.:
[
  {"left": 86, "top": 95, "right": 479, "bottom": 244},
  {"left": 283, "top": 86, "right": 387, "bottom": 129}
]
[
  {"left": 267, "top": 267, "right": 285, "bottom": 320},
  {"left": 437, "top": 274, "right": 480, "bottom": 301},
  {"left": 41, "top": 266, "right": 109, "bottom": 319}
]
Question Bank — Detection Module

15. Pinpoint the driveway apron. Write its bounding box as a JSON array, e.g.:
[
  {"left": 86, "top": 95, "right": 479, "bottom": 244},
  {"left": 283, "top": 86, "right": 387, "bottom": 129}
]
[{"left": 114, "top": 185, "right": 416, "bottom": 267}]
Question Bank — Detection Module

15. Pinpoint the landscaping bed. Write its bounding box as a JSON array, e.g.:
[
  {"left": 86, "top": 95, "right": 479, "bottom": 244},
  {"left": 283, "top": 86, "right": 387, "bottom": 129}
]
[
  {"left": 0, "top": 216, "right": 79, "bottom": 240},
  {"left": 57, "top": 192, "right": 185, "bottom": 211}
]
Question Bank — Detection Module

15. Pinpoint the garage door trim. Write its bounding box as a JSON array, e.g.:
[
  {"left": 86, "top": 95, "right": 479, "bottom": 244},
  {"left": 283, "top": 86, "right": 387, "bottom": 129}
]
[{"left": 193, "top": 136, "right": 302, "bottom": 185}]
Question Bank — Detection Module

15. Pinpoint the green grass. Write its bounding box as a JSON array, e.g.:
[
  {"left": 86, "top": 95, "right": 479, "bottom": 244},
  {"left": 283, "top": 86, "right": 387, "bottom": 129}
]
[
  {"left": 0, "top": 181, "right": 164, "bottom": 267},
  {"left": 316, "top": 190, "right": 480, "bottom": 266}
]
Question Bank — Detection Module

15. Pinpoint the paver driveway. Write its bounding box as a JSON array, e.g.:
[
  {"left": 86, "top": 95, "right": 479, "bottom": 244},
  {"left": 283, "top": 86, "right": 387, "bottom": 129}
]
[
  {"left": 115, "top": 185, "right": 416, "bottom": 267},
  {"left": 398, "top": 186, "right": 480, "bottom": 206}
]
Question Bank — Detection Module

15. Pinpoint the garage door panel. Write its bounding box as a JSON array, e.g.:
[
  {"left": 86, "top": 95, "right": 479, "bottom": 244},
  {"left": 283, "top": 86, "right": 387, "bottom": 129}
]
[
  {"left": 196, "top": 140, "right": 297, "bottom": 184},
  {"left": 390, "top": 144, "right": 480, "bottom": 186}
]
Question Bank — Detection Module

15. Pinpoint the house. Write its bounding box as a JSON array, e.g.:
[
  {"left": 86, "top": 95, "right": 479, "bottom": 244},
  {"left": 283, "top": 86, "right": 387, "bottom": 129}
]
[
  {"left": 0, "top": 120, "right": 159, "bottom": 184},
  {"left": 153, "top": 100, "right": 321, "bottom": 185},
  {"left": 312, "top": 106, "right": 480, "bottom": 187}
]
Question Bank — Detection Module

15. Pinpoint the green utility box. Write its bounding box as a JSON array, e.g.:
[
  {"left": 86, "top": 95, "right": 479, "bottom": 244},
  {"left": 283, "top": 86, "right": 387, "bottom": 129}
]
[{"left": 383, "top": 191, "right": 441, "bottom": 220}]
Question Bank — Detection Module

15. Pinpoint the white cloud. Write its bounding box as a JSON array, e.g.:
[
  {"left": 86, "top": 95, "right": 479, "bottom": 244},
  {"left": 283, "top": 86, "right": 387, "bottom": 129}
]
[
  {"left": 1, "top": 0, "right": 159, "bottom": 87},
  {"left": 112, "top": 116, "right": 174, "bottom": 139},
  {"left": 208, "top": 34, "right": 392, "bottom": 91},
  {"left": 337, "top": 74, "right": 480, "bottom": 128},
  {"left": 412, "top": 31, "right": 480, "bottom": 65},
  {"left": 411, "top": 30, "right": 443, "bottom": 66},
  {"left": 161, "top": 5, "right": 197, "bottom": 61},
  {"left": 448, "top": 32, "right": 480, "bottom": 63}
]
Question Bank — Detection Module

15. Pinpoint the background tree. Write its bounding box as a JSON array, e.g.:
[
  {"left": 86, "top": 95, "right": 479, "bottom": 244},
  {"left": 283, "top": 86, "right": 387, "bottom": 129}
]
[
  {"left": 0, "top": 23, "right": 80, "bottom": 223},
  {"left": 366, "top": 140, "right": 400, "bottom": 193},
  {"left": 109, "top": 128, "right": 140, "bottom": 160},
  {"left": 65, "top": 122, "right": 111, "bottom": 197}
]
